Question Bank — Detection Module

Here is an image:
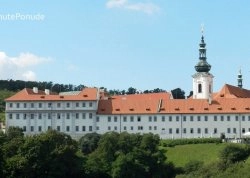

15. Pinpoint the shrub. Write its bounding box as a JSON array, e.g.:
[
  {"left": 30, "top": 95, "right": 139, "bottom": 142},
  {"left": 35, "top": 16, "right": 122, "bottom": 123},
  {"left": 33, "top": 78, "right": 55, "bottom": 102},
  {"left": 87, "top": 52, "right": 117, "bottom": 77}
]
[
  {"left": 161, "top": 138, "right": 221, "bottom": 147},
  {"left": 219, "top": 144, "right": 250, "bottom": 164}
]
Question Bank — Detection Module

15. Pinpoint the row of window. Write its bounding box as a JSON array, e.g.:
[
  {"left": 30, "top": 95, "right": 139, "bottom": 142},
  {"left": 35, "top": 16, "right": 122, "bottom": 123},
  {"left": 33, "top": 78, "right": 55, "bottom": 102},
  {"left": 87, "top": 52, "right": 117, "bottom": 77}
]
[
  {"left": 9, "top": 102, "right": 94, "bottom": 109},
  {"left": 106, "top": 126, "right": 250, "bottom": 134},
  {"left": 9, "top": 113, "right": 93, "bottom": 120},
  {"left": 106, "top": 115, "right": 250, "bottom": 122},
  {"left": 23, "top": 125, "right": 93, "bottom": 132}
]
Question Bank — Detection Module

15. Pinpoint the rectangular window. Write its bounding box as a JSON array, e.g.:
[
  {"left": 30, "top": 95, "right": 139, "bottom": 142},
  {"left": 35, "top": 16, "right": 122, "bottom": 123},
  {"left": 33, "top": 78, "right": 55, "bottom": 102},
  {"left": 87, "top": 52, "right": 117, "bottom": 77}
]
[
  {"left": 169, "top": 116, "right": 172, "bottom": 122},
  {"left": 131, "top": 126, "right": 133, "bottom": 130},
  {"left": 233, "top": 128, "right": 236, "bottom": 134},
  {"left": 57, "top": 113, "right": 61, "bottom": 119},
  {"left": 66, "top": 126, "right": 70, "bottom": 132},
  {"left": 149, "top": 116, "right": 152, "bottom": 122},
  {"left": 176, "top": 116, "right": 179, "bottom": 122},
  {"left": 31, "top": 103, "right": 34, "bottom": 108},
  {"left": 108, "top": 126, "right": 111, "bottom": 130},
  {"left": 124, "top": 126, "right": 127, "bottom": 130},
  {"left": 75, "top": 126, "right": 79, "bottom": 132},
  {"left": 190, "top": 116, "right": 193, "bottom": 122},
  {"left": 130, "top": 116, "right": 134, "bottom": 122},
  {"left": 39, "top": 103, "right": 42, "bottom": 108},
  {"left": 57, "top": 103, "right": 61, "bottom": 108},
  {"left": 183, "top": 128, "right": 186, "bottom": 133},
  {"left": 176, "top": 128, "right": 179, "bottom": 134},
  {"left": 9, "top": 114, "right": 12, "bottom": 119},
  {"left": 227, "top": 128, "right": 231, "bottom": 133},
  {"left": 23, "top": 126, "right": 26, "bottom": 132},
  {"left": 138, "top": 126, "right": 143, "bottom": 130},
  {"left": 89, "top": 113, "right": 93, "bottom": 119},
  {"left": 16, "top": 103, "right": 20, "bottom": 108},
  {"left": 48, "top": 103, "right": 52, "bottom": 108},
  {"left": 38, "top": 126, "right": 42, "bottom": 132},
  {"left": 96, "top": 116, "right": 100, "bottom": 122},
  {"left": 38, "top": 113, "right": 42, "bottom": 119},
  {"left": 214, "top": 116, "right": 217, "bottom": 121},
  {"left": 123, "top": 116, "right": 127, "bottom": 122},
  {"left": 66, "top": 103, "right": 70, "bottom": 108},
  {"left": 235, "top": 116, "right": 239, "bottom": 121},
  {"left": 227, "top": 116, "right": 230, "bottom": 121},
  {"left": 248, "top": 116, "right": 250, "bottom": 121},
  {"left": 114, "top": 126, "right": 117, "bottom": 131},
  {"left": 9, "top": 103, "right": 13, "bottom": 108},
  {"left": 242, "top": 128, "right": 245, "bottom": 133},
  {"left": 30, "top": 126, "right": 34, "bottom": 132},
  {"left": 149, "top": 126, "right": 152, "bottom": 130},
  {"left": 57, "top": 126, "right": 60, "bottom": 131},
  {"left": 82, "top": 113, "right": 85, "bottom": 119},
  {"left": 214, "top": 128, "right": 217, "bottom": 134},
  {"left": 169, "top": 128, "right": 172, "bottom": 134},
  {"left": 89, "top": 102, "right": 93, "bottom": 107},
  {"left": 162, "top": 116, "right": 165, "bottom": 122},
  {"left": 82, "top": 102, "right": 86, "bottom": 107},
  {"left": 16, "top": 114, "right": 19, "bottom": 119},
  {"left": 89, "top": 126, "right": 92, "bottom": 131},
  {"left": 66, "top": 113, "right": 70, "bottom": 119},
  {"left": 137, "top": 116, "right": 141, "bottom": 122},
  {"left": 197, "top": 116, "right": 201, "bottom": 121},
  {"left": 205, "top": 128, "right": 208, "bottom": 134},
  {"left": 24, "top": 103, "right": 27, "bottom": 108},
  {"left": 82, "top": 126, "right": 86, "bottom": 131},
  {"left": 48, "top": 113, "right": 52, "bottom": 120},
  {"left": 221, "top": 116, "right": 224, "bottom": 121},
  {"left": 114, "top": 116, "right": 118, "bottom": 122},
  {"left": 204, "top": 116, "right": 208, "bottom": 121},
  {"left": 31, "top": 114, "right": 34, "bottom": 119},
  {"left": 75, "top": 113, "right": 79, "bottom": 119},
  {"left": 75, "top": 103, "right": 79, "bottom": 107},
  {"left": 242, "top": 116, "right": 245, "bottom": 121},
  {"left": 108, "top": 116, "right": 111, "bottom": 122},
  {"left": 154, "top": 126, "right": 157, "bottom": 130},
  {"left": 96, "top": 126, "right": 99, "bottom": 130},
  {"left": 48, "top": 126, "right": 51, "bottom": 130},
  {"left": 190, "top": 128, "right": 194, "bottom": 134},
  {"left": 24, "top": 114, "right": 27, "bottom": 119},
  {"left": 183, "top": 116, "right": 186, "bottom": 122},
  {"left": 154, "top": 116, "right": 157, "bottom": 122},
  {"left": 197, "top": 128, "right": 201, "bottom": 134}
]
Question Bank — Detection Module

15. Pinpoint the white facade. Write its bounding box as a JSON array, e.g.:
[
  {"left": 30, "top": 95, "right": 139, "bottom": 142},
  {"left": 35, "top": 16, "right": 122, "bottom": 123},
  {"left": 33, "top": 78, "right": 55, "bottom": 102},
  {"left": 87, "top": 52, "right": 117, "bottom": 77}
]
[{"left": 193, "top": 72, "right": 213, "bottom": 99}]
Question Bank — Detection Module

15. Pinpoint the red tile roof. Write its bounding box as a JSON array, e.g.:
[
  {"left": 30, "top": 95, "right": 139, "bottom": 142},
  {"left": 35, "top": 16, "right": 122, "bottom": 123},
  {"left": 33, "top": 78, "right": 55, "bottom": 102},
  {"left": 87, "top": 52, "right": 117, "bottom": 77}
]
[
  {"left": 97, "top": 84, "right": 250, "bottom": 115},
  {"left": 5, "top": 87, "right": 98, "bottom": 101}
]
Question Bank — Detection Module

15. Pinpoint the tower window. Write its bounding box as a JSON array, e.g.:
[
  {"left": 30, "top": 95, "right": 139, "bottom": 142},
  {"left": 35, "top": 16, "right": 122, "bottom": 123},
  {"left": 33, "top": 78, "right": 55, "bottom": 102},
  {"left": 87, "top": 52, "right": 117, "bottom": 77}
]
[{"left": 198, "top": 84, "right": 202, "bottom": 93}]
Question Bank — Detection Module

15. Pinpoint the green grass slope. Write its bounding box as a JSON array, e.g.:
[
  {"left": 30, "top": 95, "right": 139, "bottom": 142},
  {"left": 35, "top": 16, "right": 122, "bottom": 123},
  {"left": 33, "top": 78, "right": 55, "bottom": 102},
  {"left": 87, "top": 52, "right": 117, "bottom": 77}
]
[{"left": 165, "top": 143, "right": 227, "bottom": 167}]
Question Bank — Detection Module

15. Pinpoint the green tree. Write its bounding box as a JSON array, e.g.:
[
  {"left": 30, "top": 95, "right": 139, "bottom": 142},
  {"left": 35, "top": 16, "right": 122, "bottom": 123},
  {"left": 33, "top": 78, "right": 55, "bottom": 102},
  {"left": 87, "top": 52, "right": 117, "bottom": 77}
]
[
  {"left": 6, "top": 126, "right": 24, "bottom": 140},
  {"left": 3, "top": 130, "right": 83, "bottom": 178},
  {"left": 79, "top": 132, "right": 101, "bottom": 154}
]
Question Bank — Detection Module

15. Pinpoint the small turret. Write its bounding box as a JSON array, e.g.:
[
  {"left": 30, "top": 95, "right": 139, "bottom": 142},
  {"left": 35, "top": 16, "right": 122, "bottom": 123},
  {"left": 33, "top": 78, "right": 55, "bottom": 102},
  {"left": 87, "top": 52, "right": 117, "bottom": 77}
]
[{"left": 237, "top": 69, "right": 243, "bottom": 88}]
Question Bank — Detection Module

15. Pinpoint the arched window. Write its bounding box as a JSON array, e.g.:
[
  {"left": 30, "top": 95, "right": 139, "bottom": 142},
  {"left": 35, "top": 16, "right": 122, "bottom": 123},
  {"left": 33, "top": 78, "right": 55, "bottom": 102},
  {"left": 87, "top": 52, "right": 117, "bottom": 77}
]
[{"left": 198, "top": 84, "right": 202, "bottom": 93}]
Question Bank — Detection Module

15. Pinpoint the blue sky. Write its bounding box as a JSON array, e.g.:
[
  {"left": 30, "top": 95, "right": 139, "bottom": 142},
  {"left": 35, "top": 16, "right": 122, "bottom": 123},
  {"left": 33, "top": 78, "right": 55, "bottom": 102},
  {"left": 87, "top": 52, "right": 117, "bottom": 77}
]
[{"left": 0, "top": 0, "right": 250, "bottom": 94}]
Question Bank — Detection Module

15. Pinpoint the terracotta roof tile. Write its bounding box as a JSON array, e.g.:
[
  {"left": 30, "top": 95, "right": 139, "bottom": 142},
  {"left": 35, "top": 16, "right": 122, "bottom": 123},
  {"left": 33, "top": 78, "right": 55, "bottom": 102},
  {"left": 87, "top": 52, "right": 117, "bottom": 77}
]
[{"left": 5, "top": 88, "right": 98, "bottom": 101}]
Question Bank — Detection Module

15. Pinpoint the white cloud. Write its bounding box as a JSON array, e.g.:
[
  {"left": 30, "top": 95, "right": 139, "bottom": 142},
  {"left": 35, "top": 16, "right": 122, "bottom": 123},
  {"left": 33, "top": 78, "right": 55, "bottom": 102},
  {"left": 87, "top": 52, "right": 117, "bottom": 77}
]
[
  {"left": 106, "top": 0, "right": 160, "bottom": 15},
  {"left": 22, "top": 71, "right": 36, "bottom": 81},
  {"left": 0, "top": 51, "right": 51, "bottom": 81}
]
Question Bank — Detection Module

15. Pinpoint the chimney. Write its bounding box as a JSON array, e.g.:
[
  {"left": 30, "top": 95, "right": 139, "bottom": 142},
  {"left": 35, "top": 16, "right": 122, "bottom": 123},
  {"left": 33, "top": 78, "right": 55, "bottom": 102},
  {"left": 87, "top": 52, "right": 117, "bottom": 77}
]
[
  {"left": 33, "top": 87, "right": 38, "bottom": 93},
  {"left": 45, "top": 89, "right": 50, "bottom": 95}
]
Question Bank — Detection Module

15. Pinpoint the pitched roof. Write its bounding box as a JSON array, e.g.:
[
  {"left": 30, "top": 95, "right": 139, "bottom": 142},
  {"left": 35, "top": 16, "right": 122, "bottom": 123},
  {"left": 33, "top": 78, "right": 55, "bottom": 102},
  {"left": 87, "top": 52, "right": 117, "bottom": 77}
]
[
  {"left": 5, "top": 87, "right": 98, "bottom": 101},
  {"left": 214, "top": 84, "right": 250, "bottom": 99},
  {"left": 98, "top": 85, "right": 250, "bottom": 115}
]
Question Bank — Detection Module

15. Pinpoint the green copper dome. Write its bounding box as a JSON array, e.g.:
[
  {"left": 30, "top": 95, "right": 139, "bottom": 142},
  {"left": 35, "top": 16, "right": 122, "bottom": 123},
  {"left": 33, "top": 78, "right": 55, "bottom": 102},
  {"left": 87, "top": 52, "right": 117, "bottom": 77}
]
[{"left": 195, "top": 35, "right": 211, "bottom": 73}]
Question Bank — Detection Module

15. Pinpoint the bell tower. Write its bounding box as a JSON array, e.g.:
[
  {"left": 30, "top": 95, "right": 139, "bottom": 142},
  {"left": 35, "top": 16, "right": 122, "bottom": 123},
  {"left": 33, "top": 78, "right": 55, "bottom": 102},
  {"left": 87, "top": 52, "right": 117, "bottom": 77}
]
[{"left": 192, "top": 26, "right": 214, "bottom": 99}]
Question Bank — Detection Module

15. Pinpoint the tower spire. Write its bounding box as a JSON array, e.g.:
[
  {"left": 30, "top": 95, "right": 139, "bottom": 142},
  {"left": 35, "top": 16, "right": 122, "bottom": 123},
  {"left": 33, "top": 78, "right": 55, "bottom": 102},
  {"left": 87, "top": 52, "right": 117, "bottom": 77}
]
[
  {"left": 238, "top": 68, "right": 243, "bottom": 88},
  {"left": 195, "top": 25, "right": 211, "bottom": 73}
]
